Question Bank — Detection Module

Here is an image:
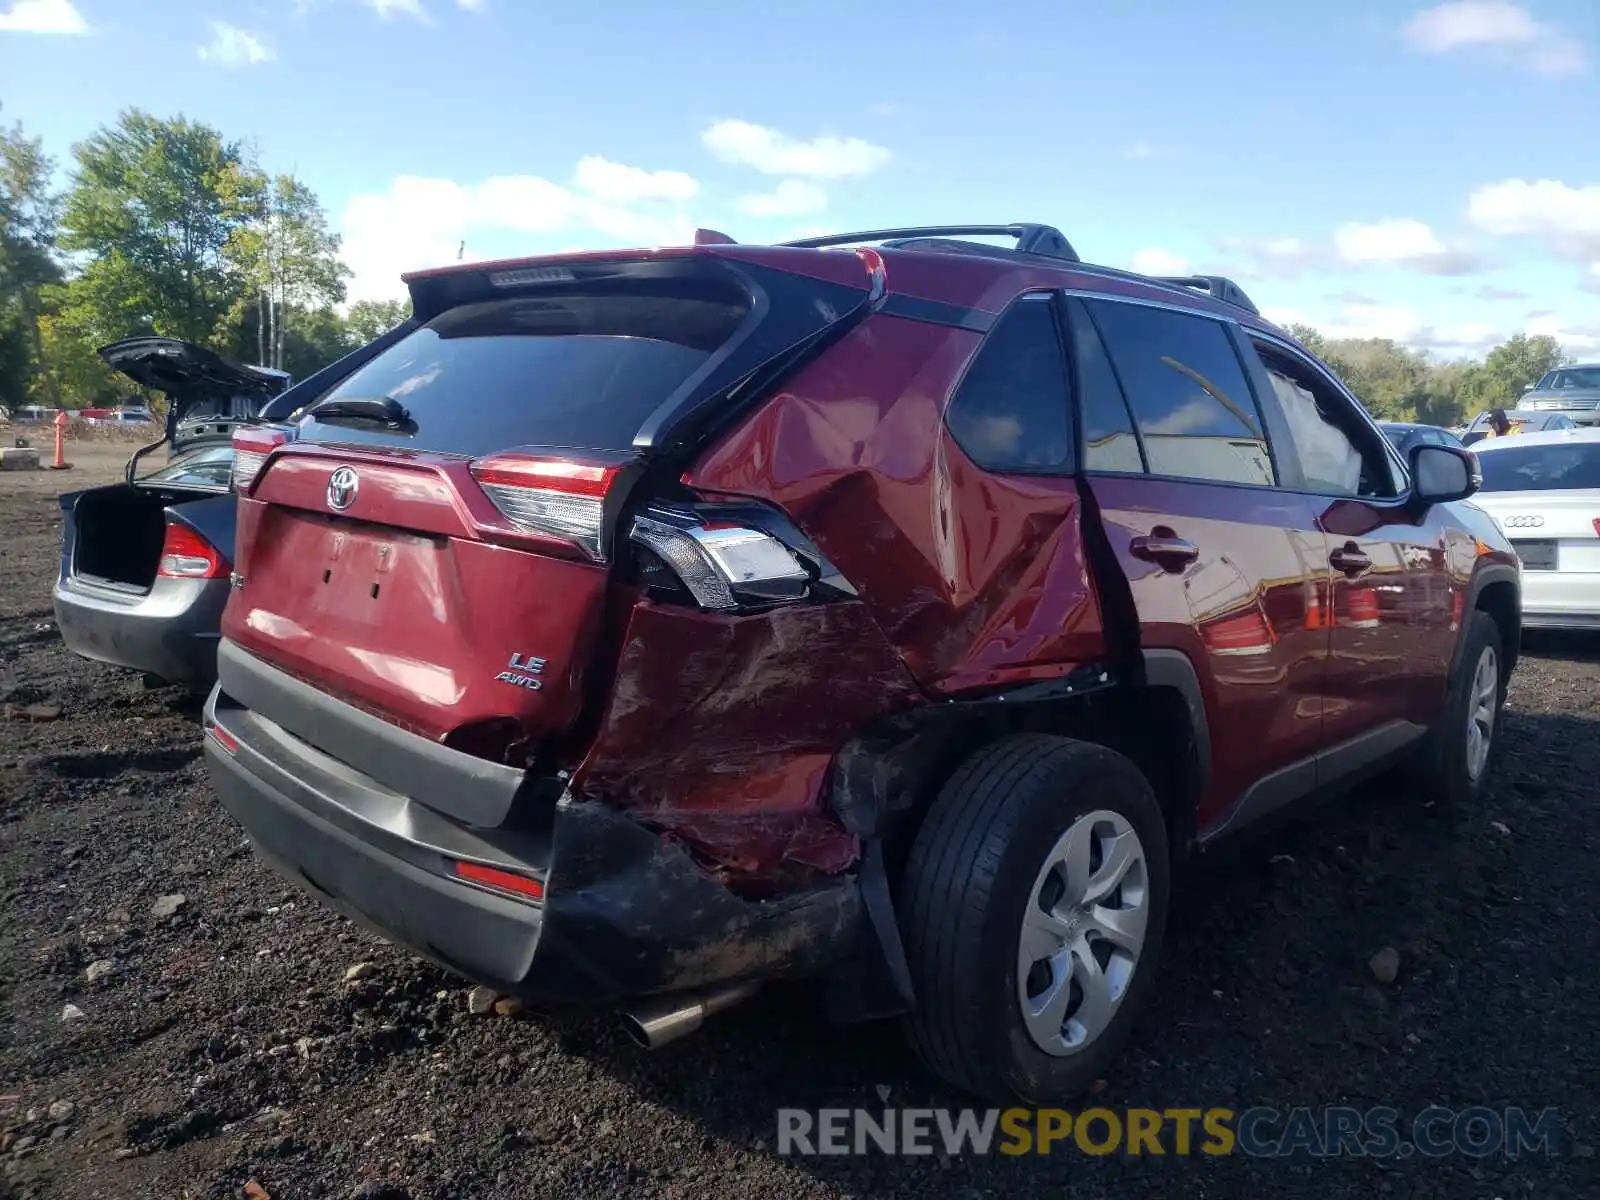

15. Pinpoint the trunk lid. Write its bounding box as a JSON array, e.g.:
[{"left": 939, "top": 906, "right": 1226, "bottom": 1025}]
[
  {"left": 97, "top": 337, "right": 290, "bottom": 455},
  {"left": 223, "top": 247, "right": 875, "bottom": 758}
]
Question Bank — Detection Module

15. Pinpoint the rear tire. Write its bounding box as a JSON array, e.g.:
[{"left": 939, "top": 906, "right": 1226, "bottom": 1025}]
[
  {"left": 1413, "top": 610, "right": 1506, "bottom": 806},
  {"left": 898, "top": 734, "right": 1170, "bottom": 1103}
]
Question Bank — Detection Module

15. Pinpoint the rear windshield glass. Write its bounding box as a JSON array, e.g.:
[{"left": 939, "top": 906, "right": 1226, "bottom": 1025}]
[
  {"left": 292, "top": 291, "right": 749, "bottom": 456},
  {"left": 1476, "top": 441, "right": 1600, "bottom": 491},
  {"left": 139, "top": 444, "right": 235, "bottom": 488}
]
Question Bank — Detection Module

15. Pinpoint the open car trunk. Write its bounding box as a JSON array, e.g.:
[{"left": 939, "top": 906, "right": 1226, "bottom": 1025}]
[
  {"left": 96, "top": 336, "right": 290, "bottom": 459},
  {"left": 61, "top": 446, "right": 239, "bottom": 595}
]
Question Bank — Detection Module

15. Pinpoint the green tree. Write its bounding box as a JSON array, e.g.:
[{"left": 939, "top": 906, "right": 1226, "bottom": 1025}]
[
  {"left": 0, "top": 106, "right": 62, "bottom": 405},
  {"left": 346, "top": 297, "right": 411, "bottom": 344},
  {"left": 58, "top": 109, "right": 254, "bottom": 346},
  {"left": 1480, "top": 334, "right": 1565, "bottom": 402},
  {"left": 222, "top": 169, "right": 350, "bottom": 369}
]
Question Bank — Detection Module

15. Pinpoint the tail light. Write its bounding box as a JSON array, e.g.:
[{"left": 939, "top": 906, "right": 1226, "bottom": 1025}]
[
  {"left": 231, "top": 426, "right": 289, "bottom": 492},
  {"left": 469, "top": 454, "right": 623, "bottom": 561},
  {"left": 157, "top": 521, "right": 229, "bottom": 580},
  {"left": 629, "top": 509, "right": 810, "bottom": 611},
  {"left": 1592, "top": 519, "right": 1600, "bottom": 537}
]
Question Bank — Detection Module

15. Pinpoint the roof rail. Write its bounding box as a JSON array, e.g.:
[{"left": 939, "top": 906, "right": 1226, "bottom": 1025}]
[
  {"left": 780, "top": 223, "right": 1080, "bottom": 263},
  {"left": 1154, "top": 274, "right": 1260, "bottom": 317}
]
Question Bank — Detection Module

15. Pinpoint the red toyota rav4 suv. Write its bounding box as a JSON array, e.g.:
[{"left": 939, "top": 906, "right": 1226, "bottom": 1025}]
[{"left": 203, "top": 224, "right": 1519, "bottom": 1102}]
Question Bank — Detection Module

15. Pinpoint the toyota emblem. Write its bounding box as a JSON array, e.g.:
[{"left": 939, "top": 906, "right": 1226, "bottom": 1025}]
[
  {"left": 1502, "top": 515, "right": 1544, "bottom": 529},
  {"left": 326, "top": 466, "right": 359, "bottom": 511}
]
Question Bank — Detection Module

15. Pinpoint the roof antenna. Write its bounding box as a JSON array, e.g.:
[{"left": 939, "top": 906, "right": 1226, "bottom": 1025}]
[{"left": 457, "top": 240, "right": 466, "bottom": 261}]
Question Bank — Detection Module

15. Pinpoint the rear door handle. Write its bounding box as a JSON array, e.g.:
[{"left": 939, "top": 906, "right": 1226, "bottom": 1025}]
[
  {"left": 1329, "top": 544, "right": 1371, "bottom": 576},
  {"left": 1130, "top": 530, "right": 1200, "bottom": 573}
]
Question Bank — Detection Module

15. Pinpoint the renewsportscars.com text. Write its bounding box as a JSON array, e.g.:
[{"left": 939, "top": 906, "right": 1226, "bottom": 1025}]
[{"left": 776, "top": 1105, "right": 1563, "bottom": 1159}]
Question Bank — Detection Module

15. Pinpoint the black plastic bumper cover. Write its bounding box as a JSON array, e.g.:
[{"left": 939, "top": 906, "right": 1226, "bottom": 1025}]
[{"left": 203, "top": 686, "right": 863, "bottom": 1005}]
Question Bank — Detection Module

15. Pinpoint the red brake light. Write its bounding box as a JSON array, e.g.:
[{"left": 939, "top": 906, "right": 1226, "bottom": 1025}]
[
  {"left": 469, "top": 454, "right": 623, "bottom": 560},
  {"left": 231, "top": 426, "right": 288, "bottom": 492},
  {"left": 157, "top": 522, "right": 229, "bottom": 580},
  {"left": 1592, "top": 519, "right": 1600, "bottom": 538}
]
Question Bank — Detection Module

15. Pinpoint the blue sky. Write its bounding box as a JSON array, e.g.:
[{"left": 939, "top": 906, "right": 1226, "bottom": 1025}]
[{"left": 2, "top": 0, "right": 1598, "bottom": 359}]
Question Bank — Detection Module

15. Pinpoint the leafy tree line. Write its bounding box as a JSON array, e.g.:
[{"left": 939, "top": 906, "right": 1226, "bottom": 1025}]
[
  {"left": 1, "top": 104, "right": 409, "bottom": 409},
  {"left": 1285, "top": 327, "right": 1566, "bottom": 428}
]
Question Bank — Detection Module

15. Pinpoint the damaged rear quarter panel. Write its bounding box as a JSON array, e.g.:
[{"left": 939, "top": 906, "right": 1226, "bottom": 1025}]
[
  {"left": 685, "top": 313, "right": 1106, "bottom": 694},
  {"left": 571, "top": 601, "right": 923, "bottom": 883}
]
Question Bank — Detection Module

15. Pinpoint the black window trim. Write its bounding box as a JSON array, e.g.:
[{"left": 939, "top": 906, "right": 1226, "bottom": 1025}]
[
  {"left": 1065, "top": 290, "right": 1285, "bottom": 491},
  {"left": 940, "top": 288, "right": 1078, "bottom": 477},
  {"left": 1058, "top": 294, "right": 1150, "bottom": 476}
]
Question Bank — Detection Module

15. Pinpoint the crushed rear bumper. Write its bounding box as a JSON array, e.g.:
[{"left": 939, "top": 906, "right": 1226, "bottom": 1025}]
[{"left": 202, "top": 649, "right": 863, "bottom": 1005}]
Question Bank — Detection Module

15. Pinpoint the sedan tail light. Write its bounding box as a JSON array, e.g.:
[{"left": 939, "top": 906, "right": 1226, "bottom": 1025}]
[{"left": 157, "top": 521, "right": 230, "bottom": 580}]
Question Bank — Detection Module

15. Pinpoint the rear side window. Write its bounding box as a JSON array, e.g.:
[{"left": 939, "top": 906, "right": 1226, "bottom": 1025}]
[
  {"left": 1085, "top": 300, "right": 1274, "bottom": 487},
  {"left": 944, "top": 294, "right": 1073, "bottom": 472},
  {"left": 1478, "top": 442, "right": 1600, "bottom": 491},
  {"left": 292, "top": 290, "right": 750, "bottom": 456}
]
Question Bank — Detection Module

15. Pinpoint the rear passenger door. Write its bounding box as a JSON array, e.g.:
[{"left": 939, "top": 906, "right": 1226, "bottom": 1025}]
[
  {"left": 1236, "top": 333, "right": 1456, "bottom": 759},
  {"left": 1065, "top": 296, "right": 1329, "bottom": 837}
]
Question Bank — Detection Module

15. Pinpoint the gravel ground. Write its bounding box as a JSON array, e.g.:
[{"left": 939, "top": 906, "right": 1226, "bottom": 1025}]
[{"left": 2, "top": 453, "right": 1598, "bottom": 1198}]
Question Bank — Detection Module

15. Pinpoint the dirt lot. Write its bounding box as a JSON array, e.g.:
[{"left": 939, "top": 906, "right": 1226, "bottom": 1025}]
[{"left": 2, "top": 446, "right": 1597, "bottom": 1198}]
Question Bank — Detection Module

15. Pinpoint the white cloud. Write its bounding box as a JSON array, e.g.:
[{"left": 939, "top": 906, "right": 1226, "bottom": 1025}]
[
  {"left": 573, "top": 156, "right": 697, "bottom": 204},
  {"left": 1130, "top": 247, "right": 1190, "bottom": 276},
  {"left": 1523, "top": 314, "right": 1600, "bottom": 353},
  {"left": 1468, "top": 178, "right": 1600, "bottom": 279},
  {"left": 1334, "top": 218, "right": 1479, "bottom": 274},
  {"left": 360, "top": 0, "right": 427, "bottom": 18},
  {"left": 0, "top": 0, "right": 88, "bottom": 34},
  {"left": 1215, "top": 234, "right": 1326, "bottom": 279},
  {"left": 1123, "top": 140, "right": 1168, "bottom": 161},
  {"left": 1402, "top": 2, "right": 1587, "bottom": 75},
  {"left": 340, "top": 167, "right": 698, "bottom": 302},
  {"left": 701, "top": 120, "right": 890, "bottom": 179},
  {"left": 197, "top": 22, "right": 274, "bottom": 66},
  {"left": 457, "top": 0, "right": 486, "bottom": 9},
  {"left": 736, "top": 180, "right": 828, "bottom": 218}
]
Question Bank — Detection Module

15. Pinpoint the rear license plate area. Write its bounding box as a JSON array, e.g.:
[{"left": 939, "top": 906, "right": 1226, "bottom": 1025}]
[{"left": 1513, "top": 539, "right": 1557, "bottom": 571}]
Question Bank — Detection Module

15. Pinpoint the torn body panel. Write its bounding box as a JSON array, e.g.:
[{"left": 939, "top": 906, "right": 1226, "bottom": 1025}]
[
  {"left": 684, "top": 314, "right": 1107, "bottom": 695},
  {"left": 571, "top": 600, "right": 924, "bottom": 887}
]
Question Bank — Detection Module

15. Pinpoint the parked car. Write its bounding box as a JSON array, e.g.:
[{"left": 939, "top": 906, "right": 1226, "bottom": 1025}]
[
  {"left": 1378, "top": 421, "right": 1465, "bottom": 455},
  {"left": 52, "top": 338, "right": 291, "bottom": 691},
  {"left": 1518, "top": 363, "right": 1600, "bottom": 427},
  {"left": 1469, "top": 427, "right": 1600, "bottom": 629},
  {"left": 199, "top": 223, "right": 1519, "bottom": 1104},
  {"left": 1461, "top": 409, "right": 1577, "bottom": 445}
]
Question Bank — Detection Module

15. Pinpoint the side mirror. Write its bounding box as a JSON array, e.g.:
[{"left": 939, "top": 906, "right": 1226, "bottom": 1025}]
[
  {"left": 1410, "top": 443, "right": 1480, "bottom": 506},
  {"left": 1523, "top": 382, "right": 1535, "bottom": 392}
]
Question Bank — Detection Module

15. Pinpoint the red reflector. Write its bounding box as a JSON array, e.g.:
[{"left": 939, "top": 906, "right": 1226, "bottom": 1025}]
[
  {"left": 469, "top": 456, "right": 619, "bottom": 497},
  {"left": 207, "top": 724, "right": 240, "bottom": 754},
  {"left": 454, "top": 860, "right": 545, "bottom": 901},
  {"left": 157, "top": 522, "right": 230, "bottom": 580},
  {"left": 1593, "top": 518, "right": 1600, "bottom": 537}
]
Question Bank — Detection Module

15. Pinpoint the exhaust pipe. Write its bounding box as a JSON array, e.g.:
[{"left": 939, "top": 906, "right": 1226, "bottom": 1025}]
[{"left": 619, "top": 981, "right": 761, "bottom": 1050}]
